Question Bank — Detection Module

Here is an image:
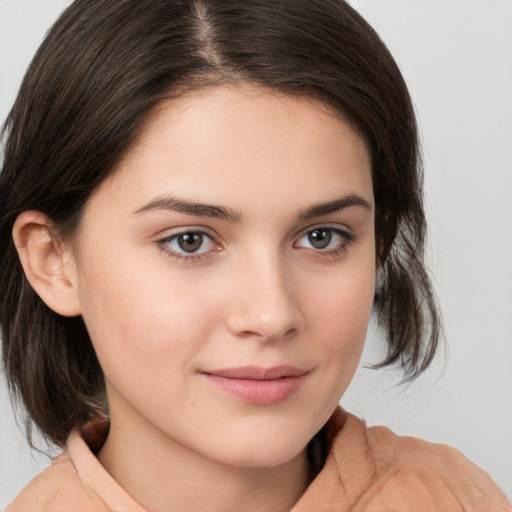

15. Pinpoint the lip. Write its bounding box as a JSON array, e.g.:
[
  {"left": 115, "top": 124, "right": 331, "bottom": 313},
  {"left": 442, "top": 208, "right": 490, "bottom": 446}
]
[{"left": 201, "top": 365, "right": 309, "bottom": 405}]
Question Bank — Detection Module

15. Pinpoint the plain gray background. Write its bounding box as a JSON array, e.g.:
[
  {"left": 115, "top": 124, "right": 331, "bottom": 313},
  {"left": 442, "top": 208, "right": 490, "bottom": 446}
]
[{"left": 1, "top": 0, "right": 511, "bottom": 507}]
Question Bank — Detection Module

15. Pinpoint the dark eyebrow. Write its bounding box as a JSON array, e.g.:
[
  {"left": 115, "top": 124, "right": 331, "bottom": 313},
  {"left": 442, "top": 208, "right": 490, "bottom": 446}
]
[
  {"left": 132, "top": 196, "right": 243, "bottom": 223},
  {"left": 298, "top": 194, "right": 372, "bottom": 220},
  {"left": 133, "top": 193, "right": 371, "bottom": 224}
]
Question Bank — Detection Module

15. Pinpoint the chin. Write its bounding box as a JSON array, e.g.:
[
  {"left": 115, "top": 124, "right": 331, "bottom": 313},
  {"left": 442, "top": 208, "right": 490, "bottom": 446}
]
[
  {"left": 225, "top": 448, "right": 305, "bottom": 469},
  {"left": 209, "top": 428, "right": 311, "bottom": 469}
]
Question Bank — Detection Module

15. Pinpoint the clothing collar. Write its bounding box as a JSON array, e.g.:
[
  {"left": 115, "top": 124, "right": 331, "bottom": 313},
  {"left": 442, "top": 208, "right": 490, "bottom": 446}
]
[{"left": 67, "top": 407, "right": 375, "bottom": 512}]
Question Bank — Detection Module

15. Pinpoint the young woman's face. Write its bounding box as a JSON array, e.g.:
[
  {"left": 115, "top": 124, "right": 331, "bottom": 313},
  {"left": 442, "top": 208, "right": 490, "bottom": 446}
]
[{"left": 70, "top": 85, "right": 376, "bottom": 468}]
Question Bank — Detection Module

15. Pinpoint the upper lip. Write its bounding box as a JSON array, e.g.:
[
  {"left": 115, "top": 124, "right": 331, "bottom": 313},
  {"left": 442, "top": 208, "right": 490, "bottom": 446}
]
[{"left": 202, "top": 365, "right": 308, "bottom": 380}]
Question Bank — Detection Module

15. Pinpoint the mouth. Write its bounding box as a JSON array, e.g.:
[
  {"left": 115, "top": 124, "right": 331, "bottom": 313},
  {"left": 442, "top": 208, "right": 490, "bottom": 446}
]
[{"left": 201, "top": 365, "right": 309, "bottom": 405}]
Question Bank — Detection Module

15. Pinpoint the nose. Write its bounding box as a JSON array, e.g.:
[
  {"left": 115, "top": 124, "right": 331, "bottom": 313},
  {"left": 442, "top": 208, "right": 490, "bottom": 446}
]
[{"left": 224, "top": 252, "right": 304, "bottom": 342}]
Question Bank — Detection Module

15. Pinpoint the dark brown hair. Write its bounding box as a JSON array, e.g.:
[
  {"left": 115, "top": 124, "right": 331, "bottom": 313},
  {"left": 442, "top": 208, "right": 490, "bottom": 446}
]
[{"left": 0, "top": 0, "right": 440, "bottom": 446}]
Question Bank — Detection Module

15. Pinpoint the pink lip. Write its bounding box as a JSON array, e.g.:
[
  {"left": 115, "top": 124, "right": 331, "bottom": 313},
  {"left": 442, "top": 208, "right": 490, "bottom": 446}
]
[{"left": 201, "top": 365, "right": 309, "bottom": 405}]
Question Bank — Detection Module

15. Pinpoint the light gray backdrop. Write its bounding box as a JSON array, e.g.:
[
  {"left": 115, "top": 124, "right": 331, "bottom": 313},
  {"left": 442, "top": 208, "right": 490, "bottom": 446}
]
[{"left": 1, "top": 0, "right": 511, "bottom": 507}]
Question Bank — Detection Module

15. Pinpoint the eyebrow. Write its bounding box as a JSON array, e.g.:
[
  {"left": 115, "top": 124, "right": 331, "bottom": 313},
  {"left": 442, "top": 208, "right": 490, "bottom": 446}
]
[
  {"left": 133, "top": 196, "right": 243, "bottom": 223},
  {"left": 298, "top": 193, "right": 372, "bottom": 220},
  {"left": 133, "top": 193, "right": 372, "bottom": 223}
]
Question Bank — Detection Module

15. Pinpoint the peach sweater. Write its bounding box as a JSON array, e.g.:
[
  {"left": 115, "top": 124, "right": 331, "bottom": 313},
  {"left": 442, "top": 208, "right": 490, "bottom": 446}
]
[{"left": 8, "top": 408, "right": 511, "bottom": 511}]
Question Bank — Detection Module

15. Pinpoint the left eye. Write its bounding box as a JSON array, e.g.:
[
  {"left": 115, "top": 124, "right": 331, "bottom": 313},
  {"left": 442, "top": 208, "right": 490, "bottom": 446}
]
[
  {"left": 295, "top": 227, "right": 349, "bottom": 250},
  {"left": 162, "top": 231, "right": 215, "bottom": 254}
]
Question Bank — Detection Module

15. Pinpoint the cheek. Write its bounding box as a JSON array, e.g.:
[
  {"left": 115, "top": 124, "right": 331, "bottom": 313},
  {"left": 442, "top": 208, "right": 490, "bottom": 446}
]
[
  {"left": 75, "top": 244, "right": 221, "bottom": 375},
  {"left": 307, "top": 260, "right": 376, "bottom": 349},
  {"left": 303, "top": 255, "right": 376, "bottom": 405}
]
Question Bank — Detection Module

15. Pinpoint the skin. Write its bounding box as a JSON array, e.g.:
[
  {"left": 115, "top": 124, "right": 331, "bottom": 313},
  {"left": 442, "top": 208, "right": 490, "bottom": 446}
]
[{"left": 15, "top": 85, "right": 376, "bottom": 512}]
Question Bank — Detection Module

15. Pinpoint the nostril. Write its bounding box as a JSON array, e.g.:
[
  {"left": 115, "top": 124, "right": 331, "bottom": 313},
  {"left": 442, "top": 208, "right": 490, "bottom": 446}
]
[{"left": 235, "top": 324, "right": 299, "bottom": 343}]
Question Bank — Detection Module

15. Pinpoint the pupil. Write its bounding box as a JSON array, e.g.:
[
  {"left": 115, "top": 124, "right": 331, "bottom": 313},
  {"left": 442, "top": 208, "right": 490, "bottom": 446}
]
[
  {"left": 178, "top": 232, "right": 203, "bottom": 252},
  {"left": 309, "top": 229, "right": 331, "bottom": 249}
]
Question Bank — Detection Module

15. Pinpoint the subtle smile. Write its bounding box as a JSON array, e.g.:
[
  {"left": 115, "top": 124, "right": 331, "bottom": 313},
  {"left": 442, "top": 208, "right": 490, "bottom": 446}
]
[{"left": 201, "top": 365, "right": 309, "bottom": 405}]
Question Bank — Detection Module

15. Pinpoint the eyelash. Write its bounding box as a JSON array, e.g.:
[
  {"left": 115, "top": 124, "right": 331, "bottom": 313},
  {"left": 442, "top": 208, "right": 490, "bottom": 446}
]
[
  {"left": 294, "top": 227, "right": 355, "bottom": 259},
  {"left": 156, "top": 229, "right": 219, "bottom": 263},
  {"left": 156, "top": 226, "right": 355, "bottom": 263}
]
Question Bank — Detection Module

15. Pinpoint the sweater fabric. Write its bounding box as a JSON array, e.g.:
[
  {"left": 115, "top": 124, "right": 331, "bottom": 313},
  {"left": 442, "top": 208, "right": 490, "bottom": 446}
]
[{"left": 7, "top": 408, "right": 511, "bottom": 511}]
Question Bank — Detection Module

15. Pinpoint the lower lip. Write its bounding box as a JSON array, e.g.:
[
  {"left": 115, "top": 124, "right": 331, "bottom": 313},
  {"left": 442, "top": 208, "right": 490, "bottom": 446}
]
[{"left": 203, "top": 374, "right": 307, "bottom": 405}]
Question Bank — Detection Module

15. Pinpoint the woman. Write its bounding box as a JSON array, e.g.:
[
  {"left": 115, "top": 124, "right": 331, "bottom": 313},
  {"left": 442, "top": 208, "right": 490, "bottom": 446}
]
[{"left": 0, "top": 1, "right": 510, "bottom": 510}]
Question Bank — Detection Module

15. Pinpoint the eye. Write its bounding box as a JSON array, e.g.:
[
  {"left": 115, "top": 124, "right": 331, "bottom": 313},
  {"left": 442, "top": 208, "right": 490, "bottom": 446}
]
[
  {"left": 158, "top": 230, "right": 216, "bottom": 257},
  {"left": 295, "top": 227, "right": 353, "bottom": 251}
]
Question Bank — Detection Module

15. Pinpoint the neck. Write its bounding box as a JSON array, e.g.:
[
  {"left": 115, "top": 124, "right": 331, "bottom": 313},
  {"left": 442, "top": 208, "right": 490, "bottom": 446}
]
[{"left": 98, "top": 404, "right": 311, "bottom": 512}]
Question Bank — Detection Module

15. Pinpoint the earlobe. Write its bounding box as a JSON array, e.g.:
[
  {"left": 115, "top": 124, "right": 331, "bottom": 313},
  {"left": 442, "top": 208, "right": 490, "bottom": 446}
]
[{"left": 12, "top": 211, "right": 82, "bottom": 317}]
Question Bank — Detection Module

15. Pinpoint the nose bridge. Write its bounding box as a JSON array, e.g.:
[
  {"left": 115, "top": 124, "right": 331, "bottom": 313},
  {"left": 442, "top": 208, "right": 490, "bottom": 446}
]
[{"left": 225, "top": 246, "right": 303, "bottom": 341}]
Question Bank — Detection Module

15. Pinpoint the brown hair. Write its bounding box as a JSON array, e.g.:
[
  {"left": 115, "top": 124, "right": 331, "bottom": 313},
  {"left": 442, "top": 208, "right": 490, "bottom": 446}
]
[{"left": 0, "top": 0, "right": 440, "bottom": 446}]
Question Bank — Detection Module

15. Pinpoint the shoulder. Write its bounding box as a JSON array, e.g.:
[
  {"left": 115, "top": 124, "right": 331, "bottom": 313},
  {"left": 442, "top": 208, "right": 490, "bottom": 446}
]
[
  {"left": 358, "top": 420, "right": 511, "bottom": 511},
  {"left": 7, "top": 425, "right": 145, "bottom": 512},
  {"left": 7, "top": 453, "right": 107, "bottom": 512},
  {"left": 295, "top": 410, "right": 510, "bottom": 511}
]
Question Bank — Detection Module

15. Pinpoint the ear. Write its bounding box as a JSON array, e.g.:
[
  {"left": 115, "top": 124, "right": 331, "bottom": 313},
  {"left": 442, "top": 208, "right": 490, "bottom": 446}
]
[{"left": 12, "top": 211, "right": 81, "bottom": 317}]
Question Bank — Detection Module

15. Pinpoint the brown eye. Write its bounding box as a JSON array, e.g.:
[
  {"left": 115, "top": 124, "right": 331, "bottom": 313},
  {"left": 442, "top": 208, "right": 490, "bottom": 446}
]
[
  {"left": 160, "top": 230, "right": 215, "bottom": 256},
  {"left": 177, "top": 232, "right": 204, "bottom": 252}
]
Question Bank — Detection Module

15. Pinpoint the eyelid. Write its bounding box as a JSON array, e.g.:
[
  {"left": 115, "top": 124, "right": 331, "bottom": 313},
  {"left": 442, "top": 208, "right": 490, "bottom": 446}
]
[
  {"left": 293, "top": 225, "right": 356, "bottom": 259},
  {"left": 155, "top": 227, "right": 223, "bottom": 261},
  {"left": 153, "top": 224, "right": 221, "bottom": 245},
  {"left": 294, "top": 224, "right": 355, "bottom": 244}
]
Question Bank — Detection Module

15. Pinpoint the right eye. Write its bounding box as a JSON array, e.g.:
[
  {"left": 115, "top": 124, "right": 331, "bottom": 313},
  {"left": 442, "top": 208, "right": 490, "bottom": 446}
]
[{"left": 157, "top": 230, "right": 218, "bottom": 260}]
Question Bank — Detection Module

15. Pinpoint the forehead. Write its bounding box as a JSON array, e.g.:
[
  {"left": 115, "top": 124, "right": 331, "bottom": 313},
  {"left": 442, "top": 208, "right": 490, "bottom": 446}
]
[{"left": 94, "top": 84, "right": 373, "bottom": 216}]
